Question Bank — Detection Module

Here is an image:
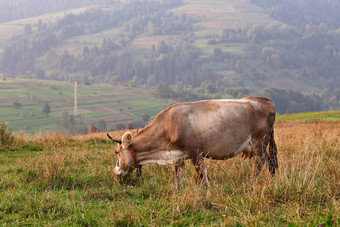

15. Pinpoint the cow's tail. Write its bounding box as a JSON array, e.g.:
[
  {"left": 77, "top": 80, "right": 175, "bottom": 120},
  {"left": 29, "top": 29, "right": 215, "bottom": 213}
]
[{"left": 268, "top": 128, "right": 278, "bottom": 175}]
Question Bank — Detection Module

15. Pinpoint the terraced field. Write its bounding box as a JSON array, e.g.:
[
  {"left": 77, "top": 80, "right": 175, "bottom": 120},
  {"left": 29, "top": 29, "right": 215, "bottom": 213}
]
[{"left": 0, "top": 78, "right": 169, "bottom": 134}]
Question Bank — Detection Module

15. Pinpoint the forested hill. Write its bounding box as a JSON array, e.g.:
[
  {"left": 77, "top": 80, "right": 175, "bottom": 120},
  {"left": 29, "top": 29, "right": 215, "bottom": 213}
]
[
  {"left": 251, "top": 0, "right": 340, "bottom": 29},
  {"left": 0, "top": 0, "right": 339, "bottom": 113},
  {"left": 0, "top": 0, "right": 112, "bottom": 23}
]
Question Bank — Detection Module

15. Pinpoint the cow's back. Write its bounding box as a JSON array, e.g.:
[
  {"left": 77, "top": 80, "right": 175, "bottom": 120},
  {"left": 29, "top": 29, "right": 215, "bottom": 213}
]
[{"left": 165, "top": 98, "right": 269, "bottom": 159}]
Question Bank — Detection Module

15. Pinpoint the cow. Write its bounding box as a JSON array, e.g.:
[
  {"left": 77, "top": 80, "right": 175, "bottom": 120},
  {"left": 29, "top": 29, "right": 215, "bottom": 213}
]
[{"left": 107, "top": 96, "right": 278, "bottom": 187}]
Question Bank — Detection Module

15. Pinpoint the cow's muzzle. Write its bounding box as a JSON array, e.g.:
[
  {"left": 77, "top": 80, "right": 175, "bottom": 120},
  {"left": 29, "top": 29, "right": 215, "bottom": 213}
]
[{"left": 114, "top": 166, "right": 128, "bottom": 176}]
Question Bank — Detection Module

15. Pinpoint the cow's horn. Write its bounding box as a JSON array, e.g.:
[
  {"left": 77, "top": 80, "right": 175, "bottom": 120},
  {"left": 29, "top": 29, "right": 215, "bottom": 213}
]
[{"left": 107, "top": 133, "right": 122, "bottom": 144}]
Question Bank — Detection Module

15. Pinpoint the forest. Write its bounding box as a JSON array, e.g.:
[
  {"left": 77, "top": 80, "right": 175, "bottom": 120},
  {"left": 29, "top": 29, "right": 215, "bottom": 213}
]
[
  {"left": 251, "top": 0, "right": 340, "bottom": 29},
  {"left": 0, "top": 0, "right": 339, "bottom": 114}
]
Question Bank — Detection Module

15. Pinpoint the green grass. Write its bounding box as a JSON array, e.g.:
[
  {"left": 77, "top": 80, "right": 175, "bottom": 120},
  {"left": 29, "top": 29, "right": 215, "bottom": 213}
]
[{"left": 276, "top": 111, "right": 340, "bottom": 122}]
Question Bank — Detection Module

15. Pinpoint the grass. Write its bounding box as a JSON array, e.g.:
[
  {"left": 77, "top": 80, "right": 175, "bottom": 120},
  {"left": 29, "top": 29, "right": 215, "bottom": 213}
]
[
  {"left": 0, "top": 119, "right": 339, "bottom": 225},
  {"left": 277, "top": 111, "right": 340, "bottom": 122}
]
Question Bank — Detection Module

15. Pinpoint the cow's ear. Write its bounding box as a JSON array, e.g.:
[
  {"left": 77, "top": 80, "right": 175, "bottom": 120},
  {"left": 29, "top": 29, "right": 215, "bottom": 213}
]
[{"left": 122, "top": 132, "right": 133, "bottom": 146}]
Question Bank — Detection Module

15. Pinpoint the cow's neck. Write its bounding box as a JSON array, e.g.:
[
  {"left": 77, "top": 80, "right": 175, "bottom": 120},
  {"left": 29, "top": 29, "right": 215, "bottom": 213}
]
[
  {"left": 132, "top": 118, "right": 169, "bottom": 150},
  {"left": 131, "top": 123, "right": 185, "bottom": 165},
  {"left": 134, "top": 149, "right": 186, "bottom": 166}
]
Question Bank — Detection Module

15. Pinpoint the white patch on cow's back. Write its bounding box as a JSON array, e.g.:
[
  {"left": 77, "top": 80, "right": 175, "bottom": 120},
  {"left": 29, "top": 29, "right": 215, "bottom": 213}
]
[{"left": 139, "top": 150, "right": 187, "bottom": 166}]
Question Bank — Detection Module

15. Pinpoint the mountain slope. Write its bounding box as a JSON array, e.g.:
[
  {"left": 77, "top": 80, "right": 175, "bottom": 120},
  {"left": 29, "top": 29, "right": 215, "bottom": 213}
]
[{"left": 0, "top": 0, "right": 339, "bottom": 112}]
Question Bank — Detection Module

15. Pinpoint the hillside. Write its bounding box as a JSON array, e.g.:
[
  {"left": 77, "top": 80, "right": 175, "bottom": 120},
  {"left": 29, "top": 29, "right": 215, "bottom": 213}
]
[{"left": 0, "top": 0, "right": 339, "bottom": 106}]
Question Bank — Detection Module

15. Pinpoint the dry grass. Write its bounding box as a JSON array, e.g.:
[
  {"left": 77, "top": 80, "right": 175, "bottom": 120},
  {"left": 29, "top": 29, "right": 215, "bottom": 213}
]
[{"left": 0, "top": 121, "right": 339, "bottom": 225}]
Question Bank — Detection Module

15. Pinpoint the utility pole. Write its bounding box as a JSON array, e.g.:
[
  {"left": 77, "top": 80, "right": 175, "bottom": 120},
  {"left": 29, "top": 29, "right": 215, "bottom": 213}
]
[{"left": 74, "top": 81, "right": 78, "bottom": 116}]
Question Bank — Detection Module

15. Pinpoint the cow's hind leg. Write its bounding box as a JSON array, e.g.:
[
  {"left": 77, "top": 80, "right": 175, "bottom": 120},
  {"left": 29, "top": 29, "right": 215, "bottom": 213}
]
[
  {"left": 253, "top": 141, "right": 270, "bottom": 179},
  {"left": 253, "top": 151, "right": 269, "bottom": 178},
  {"left": 268, "top": 129, "right": 278, "bottom": 176},
  {"left": 190, "top": 148, "right": 210, "bottom": 187},
  {"left": 175, "top": 160, "right": 185, "bottom": 186}
]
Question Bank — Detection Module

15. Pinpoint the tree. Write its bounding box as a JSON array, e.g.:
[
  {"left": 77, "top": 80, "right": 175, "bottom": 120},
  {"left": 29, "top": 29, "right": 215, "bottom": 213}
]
[
  {"left": 202, "top": 80, "right": 217, "bottom": 94},
  {"left": 126, "top": 123, "right": 133, "bottom": 130},
  {"left": 13, "top": 101, "right": 21, "bottom": 109},
  {"left": 110, "top": 76, "right": 120, "bottom": 85},
  {"left": 61, "top": 112, "right": 75, "bottom": 131},
  {"left": 213, "top": 48, "right": 224, "bottom": 62},
  {"left": 336, "top": 89, "right": 340, "bottom": 102},
  {"left": 37, "top": 18, "right": 43, "bottom": 31},
  {"left": 115, "top": 123, "right": 126, "bottom": 130},
  {"left": 24, "top": 24, "right": 32, "bottom": 35},
  {"left": 97, "top": 119, "right": 107, "bottom": 132},
  {"left": 36, "top": 69, "right": 45, "bottom": 79},
  {"left": 156, "top": 41, "right": 168, "bottom": 55},
  {"left": 142, "top": 114, "right": 150, "bottom": 123},
  {"left": 42, "top": 103, "right": 51, "bottom": 117},
  {"left": 155, "top": 82, "right": 175, "bottom": 98}
]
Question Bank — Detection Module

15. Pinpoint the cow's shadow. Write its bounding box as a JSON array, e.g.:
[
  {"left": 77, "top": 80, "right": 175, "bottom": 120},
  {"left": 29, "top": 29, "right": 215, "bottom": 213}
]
[{"left": 116, "top": 175, "right": 143, "bottom": 187}]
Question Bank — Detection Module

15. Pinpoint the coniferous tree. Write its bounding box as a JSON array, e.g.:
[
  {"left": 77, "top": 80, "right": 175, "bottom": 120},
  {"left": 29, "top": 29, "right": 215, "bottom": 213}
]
[{"left": 42, "top": 103, "right": 51, "bottom": 117}]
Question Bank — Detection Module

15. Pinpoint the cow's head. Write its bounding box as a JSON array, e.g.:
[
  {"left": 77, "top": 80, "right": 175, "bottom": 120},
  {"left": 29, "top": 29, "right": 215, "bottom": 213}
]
[{"left": 108, "top": 132, "right": 136, "bottom": 177}]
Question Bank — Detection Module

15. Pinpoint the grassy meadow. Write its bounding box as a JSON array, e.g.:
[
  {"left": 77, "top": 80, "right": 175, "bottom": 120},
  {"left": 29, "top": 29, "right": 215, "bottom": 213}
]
[{"left": 0, "top": 114, "right": 339, "bottom": 225}]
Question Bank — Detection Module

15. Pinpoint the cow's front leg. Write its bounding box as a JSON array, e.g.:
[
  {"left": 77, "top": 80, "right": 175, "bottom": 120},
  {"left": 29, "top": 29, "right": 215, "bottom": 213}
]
[
  {"left": 190, "top": 148, "right": 210, "bottom": 187},
  {"left": 136, "top": 165, "right": 142, "bottom": 177},
  {"left": 174, "top": 160, "right": 185, "bottom": 185}
]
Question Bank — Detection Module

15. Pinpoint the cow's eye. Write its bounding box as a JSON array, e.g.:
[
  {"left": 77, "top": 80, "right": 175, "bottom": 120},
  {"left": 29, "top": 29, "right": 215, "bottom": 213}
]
[{"left": 115, "top": 151, "right": 118, "bottom": 154}]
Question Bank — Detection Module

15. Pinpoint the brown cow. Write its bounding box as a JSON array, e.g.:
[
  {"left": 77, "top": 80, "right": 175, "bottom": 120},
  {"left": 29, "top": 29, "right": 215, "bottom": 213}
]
[{"left": 108, "top": 96, "right": 278, "bottom": 187}]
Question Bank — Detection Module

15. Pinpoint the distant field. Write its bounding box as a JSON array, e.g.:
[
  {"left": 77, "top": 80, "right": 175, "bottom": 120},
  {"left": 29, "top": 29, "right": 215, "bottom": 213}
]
[
  {"left": 1, "top": 78, "right": 338, "bottom": 134},
  {"left": 276, "top": 111, "right": 340, "bottom": 122},
  {"left": 0, "top": 79, "right": 169, "bottom": 134},
  {"left": 196, "top": 40, "right": 247, "bottom": 56},
  {"left": 173, "top": 0, "right": 274, "bottom": 29}
]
